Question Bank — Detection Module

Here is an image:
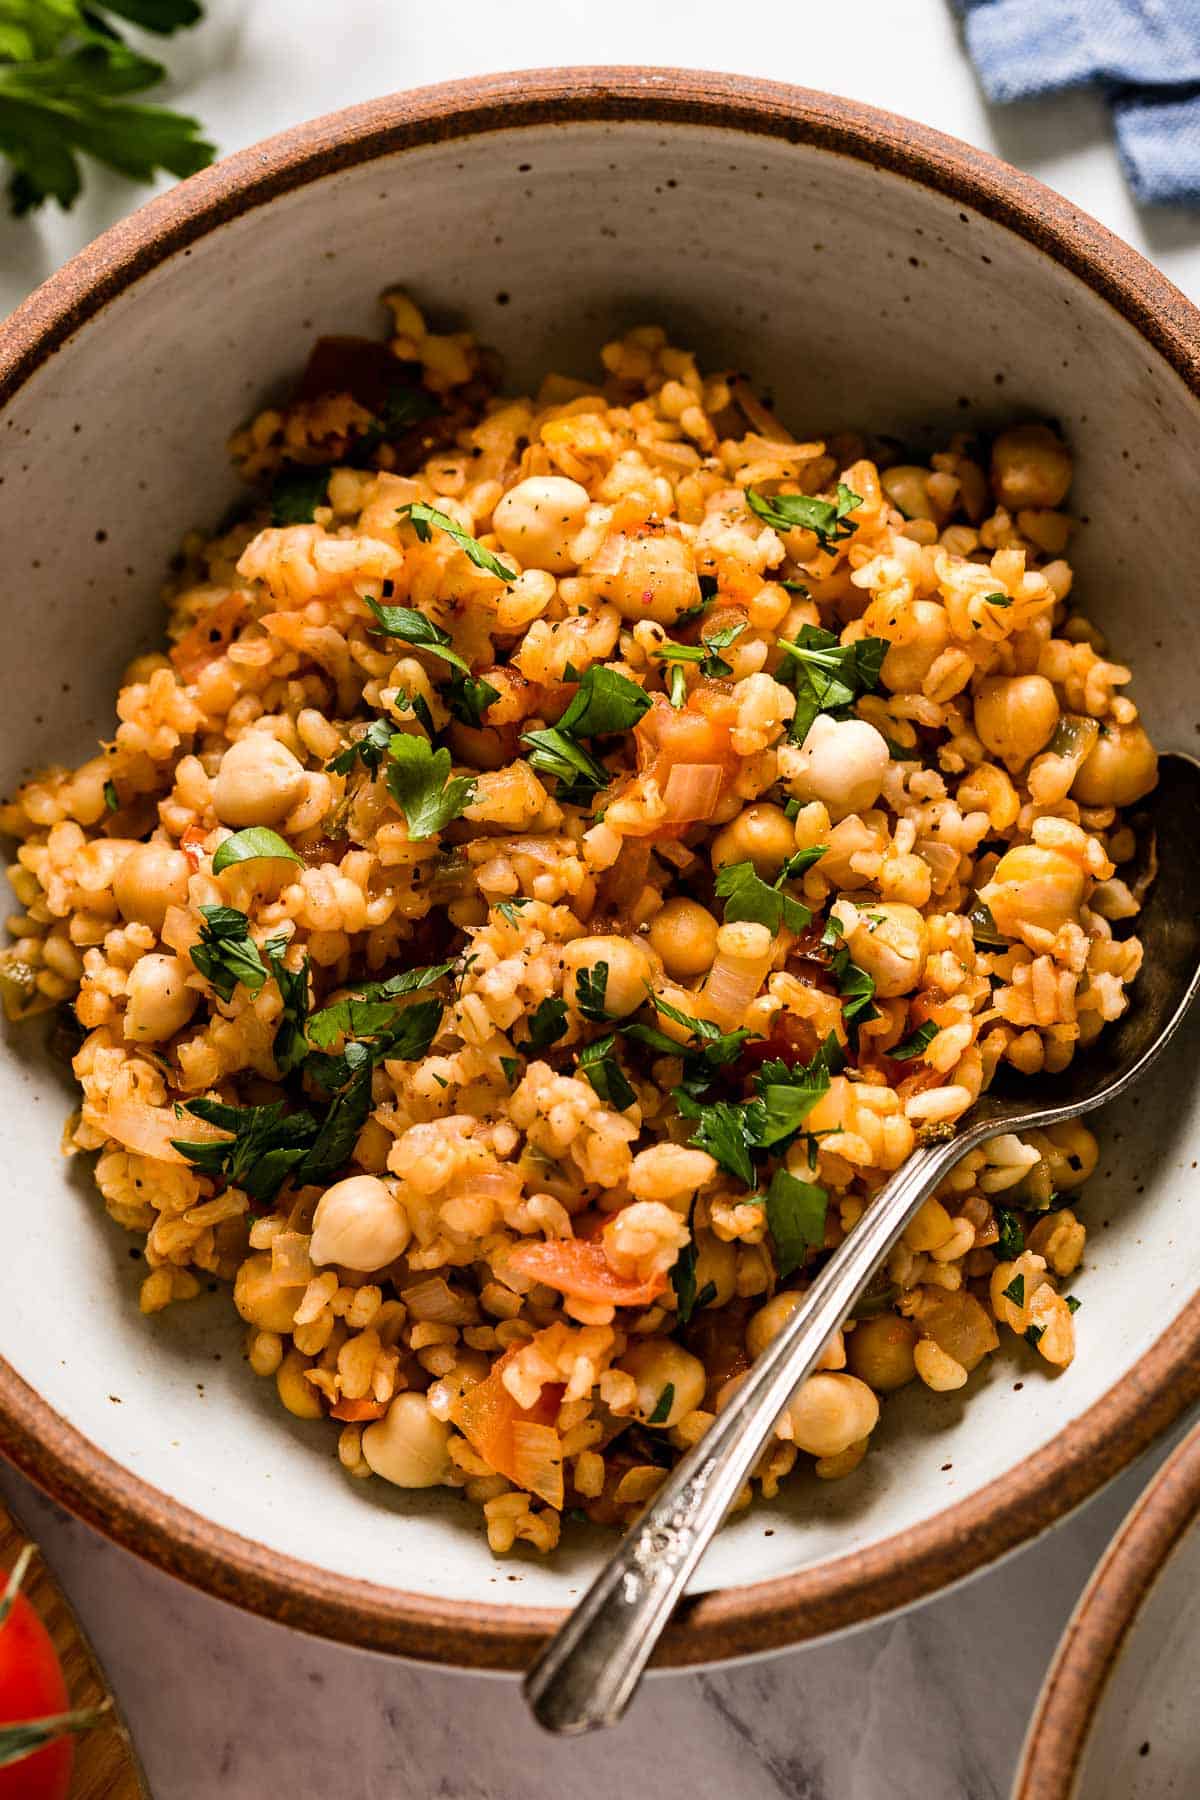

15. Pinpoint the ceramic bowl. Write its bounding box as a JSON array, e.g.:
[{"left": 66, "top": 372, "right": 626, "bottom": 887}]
[
  {"left": 2, "top": 69, "right": 1200, "bottom": 1672},
  {"left": 1016, "top": 1423, "right": 1200, "bottom": 1798}
]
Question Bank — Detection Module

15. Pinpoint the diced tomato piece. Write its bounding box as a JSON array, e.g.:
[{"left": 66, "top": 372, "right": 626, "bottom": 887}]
[
  {"left": 506, "top": 1239, "right": 667, "bottom": 1306},
  {"left": 329, "top": 1396, "right": 389, "bottom": 1422},
  {"left": 449, "top": 1347, "right": 565, "bottom": 1507},
  {"left": 179, "top": 824, "right": 208, "bottom": 871},
  {"left": 170, "top": 591, "right": 247, "bottom": 682},
  {"left": 736, "top": 1012, "right": 821, "bottom": 1078}
]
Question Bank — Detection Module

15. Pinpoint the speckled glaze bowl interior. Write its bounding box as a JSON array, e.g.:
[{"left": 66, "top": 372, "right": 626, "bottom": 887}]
[{"left": 2, "top": 70, "right": 1199, "bottom": 1672}]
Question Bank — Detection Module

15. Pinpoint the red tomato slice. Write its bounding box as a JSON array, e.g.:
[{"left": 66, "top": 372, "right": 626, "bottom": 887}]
[
  {"left": 0, "top": 1580, "right": 72, "bottom": 1800},
  {"left": 169, "top": 591, "right": 247, "bottom": 682},
  {"left": 506, "top": 1239, "right": 667, "bottom": 1306},
  {"left": 329, "top": 1397, "right": 389, "bottom": 1422},
  {"left": 449, "top": 1347, "right": 566, "bottom": 1507}
]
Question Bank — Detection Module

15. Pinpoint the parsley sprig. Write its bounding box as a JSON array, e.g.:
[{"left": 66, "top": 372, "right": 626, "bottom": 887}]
[
  {"left": 0, "top": 0, "right": 213, "bottom": 216},
  {"left": 714, "top": 845, "right": 826, "bottom": 935},
  {"left": 779, "top": 624, "right": 887, "bottom": 744},
  {"left": 654, "top": 622, "right": 747, "bottom": 705},
  {"left": 326, "top": 717, "right": 394, "bottom": 777},
  {"left": 746, "top": 481, "right": 862, "bottom": 552},
  {"left": 521, "top": 664, "right": 649, "bottom": 804},
  {"left": 397, "top": 501, "right": 515, "bottom": 585},
  {"left": 384, "top": 733, "right": 476, "bottom": 839},
  {"left": 189, "top": 905, "right": 275, "bottom": 1004}
]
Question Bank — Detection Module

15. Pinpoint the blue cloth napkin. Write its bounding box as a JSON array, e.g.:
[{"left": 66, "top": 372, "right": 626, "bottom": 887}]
[{"left": 957, "top": 0, "right": 1200, "bottom": 205}]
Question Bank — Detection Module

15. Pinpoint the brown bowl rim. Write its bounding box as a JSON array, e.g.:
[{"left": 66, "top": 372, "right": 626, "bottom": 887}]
[
  {"left": 2, "top": 67, "right": 1200, "bottom": 1671},
  {"left": 1014, "top": 1421, "right": 1200, "bottom": 1799}
]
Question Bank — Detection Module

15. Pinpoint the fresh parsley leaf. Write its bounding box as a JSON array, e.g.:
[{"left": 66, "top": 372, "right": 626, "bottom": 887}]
[
  {"left": 968, "top": 898, "right": 1008, "bottom": 949},
  {"left": 654, "top": 621, "right": 747, "bottom": 682},
  {"left": 0, "top": 1, "right": 213, "bottom": 216},
  {"left": 385, "top": 733, "right": 475, "bottom": 839},
  {"left": 1003, "top": 1273, "right": 1026, "bottom": 1307},
  {"left": 270, "top": 465, "right": 329, "bottom": 526},
  {"left": 556, "top": 664, "right": 651, "bottom": 737},
  {"left": 889, "top": 1020, "right": 938, "bottom": 1062},
  {"left": 305, "top": 963, "right": 453, "bottom": 1050},
  {"left": 779, "top": 624, "right": 888, "bottom": 744},
  {"left": 296, "top": 1056, "right": 374, "bottom": 1186},
  {"left": 577, "top": 1032, "right": 637, "bottom": 1110},
  {"left": 672, "top": 1239, "right": 698, "bottom": 1324},
  {"left": 326, "top": 717, "right": 394, "bottom": 777},
  {"left": 364, "top": 599, "right": 470, "bottom": 675},
  {"left": 520, "top": 726, "right": 610, "bottom": 803},
  {"left": 397, "top": 501, "right": 515, "bottom": 585},
  {"left": 714, "top": 859, "right": 813, "bottom": 936},
  {"left": 103, "top": 778, "right": 118, "bottom": 811},
  {"left": 994, "top": 1207, "right": 1025, "bottom": 1261},
  {"left": 753, "top": 1053, "right": 831, "bottom": 1151},
  {"left": 746, "top": 481, "right": 862, "bottom": 552},
  {"left": 778, "top": 846, "right": 828, "bottom": 881},
  {"left": 766, "top": 1169, "right": 828, "bottom": 1277},
  {"left": 515, "top": 996, "right": 569, "bottom": 1055},
  {"left": 1064, "top": 1295, "right": 1081, "bottom": 1314},
  {"left": 211, "top": 827, "right": 302, "bottom": 875},
  {"left": 496, "top": 899, "right": 531, "bottom": 926},
  {"left": 171, "top": 1095, "right": 319, "bottom": 1210},
  {"left": 264, "top": 937, "right": 310, "bottom": 1077},
  {"left": 983, "top": 591, "right": 1013, "bottom": 608},
  {"left": 666, "top": 662, "right": 688, "bottom": 708},
  {"left": 647, "top": 1382, "right": 675, "bottom": 1426},
  {"left": 500, "top": 1055, "right": 521, "bottom": 1087},
  {"left": 1024, "top": 1323, "right": 1045, "bottom": 1348},
  {"left": 676, "top": 1091, "right": 761, "bottom": 1187},
  {"left": 445, "top": 669, "right": 500, "bottom": 729},
  {"left": 821, "top": 915, "right": 880, "bottom": 1043},
  {"left": 189, "top": 904, "right": 269, "bottom": 1003},
  {"left": 574, "top": 961, "right": 611, "bottom": 1023}
]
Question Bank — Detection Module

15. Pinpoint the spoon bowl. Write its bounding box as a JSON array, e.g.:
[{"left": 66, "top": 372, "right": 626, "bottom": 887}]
[{"left": 525, "top": 751, "right": 1200, "bottom": 1734}]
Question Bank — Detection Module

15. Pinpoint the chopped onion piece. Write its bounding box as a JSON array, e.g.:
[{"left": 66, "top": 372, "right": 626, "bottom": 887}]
[
  {"left": 510, "top": 1420, "right": 565, "bottom": 1509},
  {"left": 660, "top": 762, "right": 723, "bottom": 824}
]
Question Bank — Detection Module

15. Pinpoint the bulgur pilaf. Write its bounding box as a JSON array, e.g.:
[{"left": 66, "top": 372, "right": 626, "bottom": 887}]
[{"left": 1, "top": 295, "right": 1157, "bottom": 1555}]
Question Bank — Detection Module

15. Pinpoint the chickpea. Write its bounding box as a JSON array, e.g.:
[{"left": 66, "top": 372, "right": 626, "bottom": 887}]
[
  {"left": 841, "top": 901, "right": 928, "bottom": 998},
  {"left": 710, "top": 802, "right": 797, "bottom": 878},
  {"left": 1071, "top": 722, "right": 1158, "bottom": 808},
  {"left": 618, "top": 1338, "right": 706, "bottom": 1428},
  {"left": 492, "top": 475, "right": 591, "bottom": 574},
  {"left": 974, "top": 675, "right": 1060, "bottom": 771},
  {"left": 113, "top": 842, "right": 192, "bottom": 932},
  {"left": 562, "top": 934, "right": 653, "bottom": 1018},
  {"left": 234, "top": 1253, "right": 304, "bottom": 1334},
  {"left": 122, "top": 954, "right": 199, "bottom": 1044},
  {"left": 846, "top": 1314, "right": 919, "bottom": 1391},
  {"left": 276, "top": 1349, "right": 323, "bottom": 1420},
  {"left": 309, "top": 1175, "right": 410, "bottom": 1272},
  {"left": 691, "top": 1230, "right": 737, "bottom": 1309},
  {"left": 991, "top": 424, "right": 1072, "bottom": 511},
  {"left": 589, "top": 531, "right": 701, "bottom": 625},
  {"left": 787, "top": 713, "right": 890, "bottom": 821},
  {"left": 648, "top": 897, "right": 719, "bottom": 980},
  {"left": 212, "top": 734, "right": 305, "bottom": 828},
  {"left": 784, "top": 1372, "right": 879, "bottom": 1458},
  {"left": 881, "top": 600, "right": 950, "bottom": 694},
  {"left": 361, "top": 1392, "right": 454, "bottom": 1487},
  {"left": 1039, "top": 1120, "right": 1099, "bottom": 1190},
  {"left": 746, "top": 1290, "right": 804, "bottom": 1360},
  {"left": 978, "top": 843, "right": 1085, "bottom": 938},
  {"left": 881, "top": 464, "right": 937, "bottom": 522}
]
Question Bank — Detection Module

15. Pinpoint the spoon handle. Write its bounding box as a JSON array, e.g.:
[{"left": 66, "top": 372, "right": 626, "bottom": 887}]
[{"left": 524, "top": 1132, "right": 971, "bottom": 1734}]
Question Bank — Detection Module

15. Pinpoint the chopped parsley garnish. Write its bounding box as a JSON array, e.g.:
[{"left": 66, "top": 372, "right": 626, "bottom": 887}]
[
  {"left": 396, "top": 500, "right": 515, "bottom": 585},
  {"left": 675, "top": 1092, "right": 760, "bottom": 1187},
  {"left": 500, "top": 1055, "right": 521, "bottom": 1087},
  {"left": 556, "top": 664, "right": 651, "bottom": 737},
  {"left": 779, "top": 624, "right": 888, "bottom": 744},
  {"left": 714, "top": 844, "right": 825, "bottom": 936},
  {"left": 189, "top": 905, "right": 270, "bottom": 1003},
  {"left": 889, "top": 1020, "right": 938, "bottom": 1063},
  {"left": 265, "top": 939, "right": 310, "bottom": 1077},
  {"left": 1003, "top": 1273, "right": 1026, "bottom": 1308},
  {"left": 753, "top": 1041, "right": 835, "bottom": 1150},
  {"left": 326, "top": 717, "right": 394, "bottom": 777},
  {"left": 766, "top": 1170, "right": 828, "bottom": 1278},
  {"left": 304, "top": 998, "right": 444, "bottom": 1095},
  {"left": 446, "top": 670, "right": 501, "bottom": 729},
  {"left": 211, "top": 827, "right": 302, "bottom": 875},
  {"left": 574, "top": 962, "right": 611, "bottom": 1023},
  {"left": 654, "top": 620, "right": 747, "bottom": 685},
  {"left": 496, "top": 898, "right": 532, "bottom": 926},
  {"left": 994, "top": 1207, "right": 1025, "bottom": 1261},
  {"left": 625, "top": 991, "right": 749, "bottom": 1090},
  {"left": 820, "top": 915, "right": 880, "bottom": 1043},
  {"left": 968, "top": 898, "right": 1008, "bottom": 950},
  {"left": 521, "top": 727, "right": 610, "bottom": 803},
  {"left": 305, "top": 962, "right": 453, "bottom": 1050},
  {"left": 577, "top": 1033, "right": 636, "bottom": 1111},
  {"left": 514, "top": 996, "right": 569, "bottom": 1055},
  {"left": 746, "top": 481, "right": 862, "bottom": 552},
  {"left": 171, "top": 1096, "right": 319, "bottom": 1210},
  {"left": 983, "top": 591, "right": 1013, "bottom": 608},
  {"left": 384, "top": 733, "right": 475, "bottom": 839},
  {"left": 1065, "top": 1295, "right": 1081, "bottom": 1314},
  {"left": 103, "top": 779, "right": 119, "bottom": 812},
  {"left": 364, "top": 599, "right": 470, "bottom": 674},
  {"left": 646, "top": 1382, "right": 675, "bottom": 1426},
  {"left": 270, "top": 465, "right": 330, "bottom": 526},
  {"left": 1024, "top": 1323, "right": 1045, "bottom": 1348},
  {"left": 298, "top": 1056, "right": 375, "bottom": 1186}
]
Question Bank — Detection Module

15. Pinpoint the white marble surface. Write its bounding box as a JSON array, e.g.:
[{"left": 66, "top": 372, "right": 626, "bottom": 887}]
[{"left": 3, "top": 3, "right": 1199, "bottom": 1796}]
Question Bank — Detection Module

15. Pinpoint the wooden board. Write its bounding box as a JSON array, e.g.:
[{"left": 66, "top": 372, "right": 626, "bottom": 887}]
[{"left": 1, "top": 1500, "right": 148, "bottom": 1799}]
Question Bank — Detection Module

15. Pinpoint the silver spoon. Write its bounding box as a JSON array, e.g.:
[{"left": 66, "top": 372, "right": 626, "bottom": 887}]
[{"left": 525, "top": 749, "right": 1200, "bottom": 1734}]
